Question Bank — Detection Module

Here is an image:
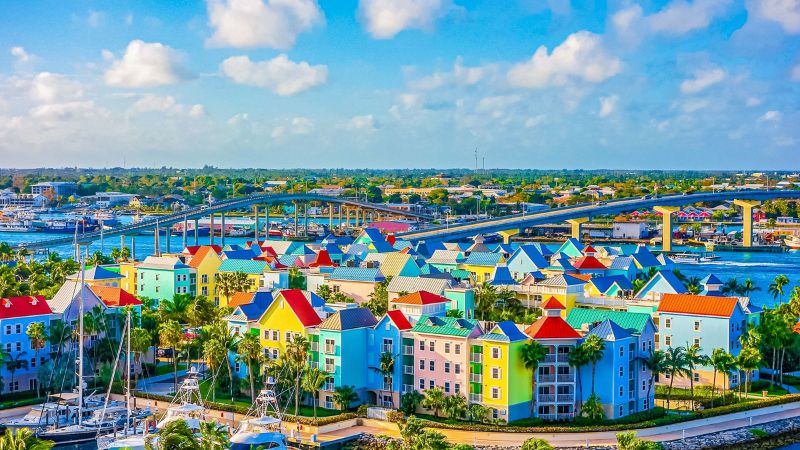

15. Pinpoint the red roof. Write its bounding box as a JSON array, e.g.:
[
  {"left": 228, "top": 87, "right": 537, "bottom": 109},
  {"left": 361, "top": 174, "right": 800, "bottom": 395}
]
[
  {"left": 392, "top": 290, "right": 450, "bottom": 305},
  {"left": 278, "top": 289, "right": 322, "bottom": 327},
  {"left": 90, "top": 286, "right": 143, "bottom": 308},
  {"left": 541, "top": 297, "right": 565, "bottom": 310},
  {"left": 657, "top": 293, "right": 740, "bottom": 318},
  {"left": 184, "top": 245, "right": 222, "bottom": 256},
  {"left": 386, "top": 235, "right": 397, "bottom": 245},
  {"left": 229, "top": 292, "right": 255, "bottom": 307},
  {"left": 583, "top": 245, "right": 597, "bottom": 253},
  {"left": 572, "top": 256, "right": 607, "bottom": 270},
  {"left": 386, "top": 310, "right": 413, "bottom": 331},
  {"left": 524, "top": 316, "right": 581, "bottom": 339},
  {"left": 0, "top": 295, "right": 53, "bottom": 319},
  {"left": 309, "top": 249, "right": 336, "bottom": 268}
]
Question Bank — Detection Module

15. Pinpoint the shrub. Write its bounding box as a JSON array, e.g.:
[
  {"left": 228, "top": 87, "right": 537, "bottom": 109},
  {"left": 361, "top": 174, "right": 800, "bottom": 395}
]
[
  {"left": 386, "top": 411, "right": 405, "bottom": 423},
  {"left": 521, "top": 437, "right": 554, "bottom": 450},
  {"left": 616, "top": 431, "right": 663, "bottom": 450},
  {"left": 749, "top": 428, "right": 769, "bottom": 438},
  {"left": 451, "top": 445, "right": 475, "bottom": 450}
]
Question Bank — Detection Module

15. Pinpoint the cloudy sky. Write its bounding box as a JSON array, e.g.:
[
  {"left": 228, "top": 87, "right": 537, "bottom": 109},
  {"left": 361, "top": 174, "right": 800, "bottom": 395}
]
[{"left": 1, "top": 0, "right": 799, "bottom": 169}]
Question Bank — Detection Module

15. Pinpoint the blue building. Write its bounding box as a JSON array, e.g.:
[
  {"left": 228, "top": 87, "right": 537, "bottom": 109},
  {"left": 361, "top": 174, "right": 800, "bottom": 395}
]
[
  {"left": 0, "top": 296, "right": 53, "bottom": 394},
  {"left": 367, "top": 310, "right": 413, "bottom": 407}
]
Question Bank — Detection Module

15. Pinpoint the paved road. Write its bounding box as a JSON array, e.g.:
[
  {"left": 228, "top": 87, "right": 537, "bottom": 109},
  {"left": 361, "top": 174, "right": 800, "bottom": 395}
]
[{"left": 326, "top": 402, "right": 800, "bottom": 447}]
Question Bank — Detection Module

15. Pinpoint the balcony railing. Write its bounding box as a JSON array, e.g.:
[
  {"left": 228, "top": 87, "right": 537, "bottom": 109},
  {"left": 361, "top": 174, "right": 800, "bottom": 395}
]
[
  {"left": 310, "top": 342, "right": 319, "bottom": 351},
  {"left": 323, "top": 383, "right": 334, "bottom": 391},
  {"left": 383, "top": 382, "right": 393, "bottom": 391},
  {"left": 469, "top": 394, "right": 483, "bottom": 403},
  {"left": 325, "top": 365, "right": 335, "bottom": 373},
  {"left": 557, "top": 373, "right": 575, "bottom": 382},
  {"left": 557, "top": 354, "right": 570, "bottom": 363},
  {"left": 403, "top": 345, "right": 414, "bottom": 355},
  {"left": 538, "top": 394, "right": 555, "bottom": 403},
  {"left": 403, "top": 365, "right": 414, "bottom": 375},
  {"left": 538, "top": 374, "right": 556, "bottom": 383},
  {"left": 470, "top": 354, "right": 483, "bottom": 364},
  {"left": 382, "top": 344, "right": 393, "bottom": 353},
  {"left": 325, "top": 345, "right": 336, "bottom": 354},
  {"left": 402, "top": 384, "right": 414, "bottom": 393},
  {"left": 557, "top": 394, "right": 574, "bottom": 403},
  {"left": 539, "top": 412, "right": 576, "bottom": 420},
  {"left": 543, "top": 354, "right": 557, "bottom": 363},
  {"left": 470, "top": 374, "right": 482, "bottom": 383}
]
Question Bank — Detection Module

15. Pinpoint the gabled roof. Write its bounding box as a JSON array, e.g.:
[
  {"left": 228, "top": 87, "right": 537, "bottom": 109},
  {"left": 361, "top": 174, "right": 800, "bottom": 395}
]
[
  {"left": 547, "top": 257, "right": 576, "bottom": 272},
  {"left": 481, "top": 321, "right": 529, "bottom": 343},
  {"left": 541, "top": 297, "right": 565, "bottom": 310},
  {"left": 329, "top": 267, "right": 385, "bottom": 282},
  {"left": 701, "top": 274, "right": 723, "bottom": 285},
  {"left": 508, "top": 245, "right": 549, "bottom": 269},
  {"left": 417, "top": 263, "right": 441, "bottom": 275},
  {"left": 572, "top": 256, "right": 607, "bottom": 270},
  {"left": 582, "top": 245, "right": 597, "bottom": 254},
  {"left": 492, "top": 243, "right": 516, "bottom": 254},
  {"left": 530, "top": 242, "right": 554, "bottom": 257},
  {"left": 657, "top": 293, "right": 741, "bottom": 318},
  {"left": 636, "top": 270, "right": 687, "bottom": 296},
  {"left": 138, "top": 256, "right": 190, "bottom": 270},
  {"left": 587, "top": 319, "right": 632, "bottom": 341},
  {"left": 308, "top": 249, "right": 335, "bottom": 268},
  {"left": 229, "top": 292, "right": 255, "bottom": 307},
  {"left": 489, "top": 266, "right": 518, "bottom": 286},
  {"left": 566, "top": 308, "right": 652, "bottom": 335},
  {"left": 632, "top": 246, "right": 660, "bottom": 268},
  {"left": 274, "top": 289, "right": 322, "bottom": 327},
  {"left": 68, "top": 265, "right": 124, "bottom": 281},
  {"left": 589, "top": 275, "right": 633, "bottom": 294},
  {"left": 464, "top": 251, "right": 503, "bottom": 266},
  {"left": 223, "top": 248, "right": 260, "bottom": 260},
  {"left": 426, "top": 250, "right": 465, "bottom": 265},
  {"left": 387, "top": 276, "right": 452, "bottom": 294},
  {"left": 379, "top": 253, "right": 418, "bottom": 278},
  {"left": 392, "top": 290, "right": 450, "bottom": 305},
  {"left": 411, "top": 315, "right": 481, "bottom": 337},
  {"left": 537, "top": 274, "right": 586, "bottom": 287},
  {"left": 556, "top": 237, "right": 584, "bottom": 258},
  {"left": 608, "top": 256, "right": 635, "bottom": 270},
  {"left": 89, "top": 286, "right": 142, "bottom": 307},
  {"left": 188, "top": 246, "right": 221, "bottom": 268},
  {"left": 385, "top": 310, "right": 413, "bottom": 331},
  {"left": 0, "top": 295, "right": 53, "bottom": 319},
  {"left": 238, "top": 291, "right": 274, "bottom": 320},
  {"left": 656, "top": 254, "right": 674, "bottom": 266},
  {"left": 218, "top": 259, "right": 268, "bottom": 274},
  {"left": 524, "top": 316, "right": 581, "bottom": 340},
  {"left": 319, "top": 307, "right": 377, "bottom": 331}
]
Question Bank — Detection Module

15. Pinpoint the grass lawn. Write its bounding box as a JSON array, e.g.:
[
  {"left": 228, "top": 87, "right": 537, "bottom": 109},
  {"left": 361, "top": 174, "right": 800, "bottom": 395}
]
[
  {"left": 196, "top": 379, "right": 340, "bottom": 418},
  {"left": 155, "top": 362, "right": 187, "bottom": 377}
]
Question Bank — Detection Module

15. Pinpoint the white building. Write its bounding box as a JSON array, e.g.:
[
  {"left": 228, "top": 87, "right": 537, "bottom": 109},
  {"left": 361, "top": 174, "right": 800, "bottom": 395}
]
[
  {"left": 30, "top": 181, "right": 77, "bottom": 197},
  {"left": 613, "top": 222, "right": 648, "bottom": 239},
  {"left": 94, "top": 192, "right": 138, "bottom": 208}
]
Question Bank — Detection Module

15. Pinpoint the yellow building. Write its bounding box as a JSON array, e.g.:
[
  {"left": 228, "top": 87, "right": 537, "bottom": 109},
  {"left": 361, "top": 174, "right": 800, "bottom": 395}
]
[
  {"left": 460, "top": 252, "right": 505, "bottom": 284},
  {"left": 216, "top": 259, "right": 269, "bottom": 307},
  {"left": 118, "top": 261, "right": 139, "bottom": 294},
  {"left": 513, "top": 274, "right": 587, "bottom": 314},
  {"left": 257, "top": 289, "right": 323, "bottom": 360},
  {"left": 475, "top": 322, "right": 533, "bottom": 423},
  {"left": 188, "top": 246, "right": 222, "bottom": 301}
]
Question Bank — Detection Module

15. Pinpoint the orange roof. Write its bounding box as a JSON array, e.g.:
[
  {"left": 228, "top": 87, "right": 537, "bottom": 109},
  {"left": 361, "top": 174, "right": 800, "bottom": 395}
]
[
  {"left": 657, "top": 293, "right": 740, "bottom": 318},
  {"left": 90, "top": 286, "right": 142, "bottom": 307},
  {"left": 793, "top": 322, "right": 800, "bottom": 334},
  {"left": 524, "top": 316, "right": 581, "bottom": 340},
  {"left": 541, "top": 297, "right": 565, "bottom": 310},
  {"left": 570, "top": 273, "right": 594, "bottom": 281},
  {"left": 188, "top": 246, "right": 219, "bottom": 268},
  {"left": 229, "top": 291, "right": 255, "bottom": 307},
  {"left": 392, "top": 290, "right": 450, "bottom": 305}
]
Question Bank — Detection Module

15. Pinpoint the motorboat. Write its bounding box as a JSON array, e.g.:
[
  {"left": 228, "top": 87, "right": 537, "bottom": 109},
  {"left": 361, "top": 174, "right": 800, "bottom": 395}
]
[
  {"left": 155, "top": 367, "right": 207, "bottom": 432},
  {"left": 671, "top": 252, "right": 700, "bottom": 263},
  {"left": 785, "top": 235, "right": 800, "bottom": 250},
  {"left": 230, "top": 387, "right": 297, "bottom": 450}
]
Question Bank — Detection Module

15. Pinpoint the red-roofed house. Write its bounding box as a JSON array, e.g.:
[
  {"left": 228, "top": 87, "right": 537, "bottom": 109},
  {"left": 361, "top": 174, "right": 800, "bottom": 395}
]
[
  {"left": 308, "top": 249, "right": 336, "bottom": 268},
  {"left": 257, "top": 289, "right": 323, "bottom": 360},
  {"left": 390, "top": 290, "right": 449, "bottom": 321},
  {"left": 0, "top": 296, "right": 54, "bottom": 393},
  {"left": 523, "top": 298, "right": 581, "bottom": 419},
  {"left": 89, "top": 286, "right": 143, "bottom": 309},
  {"left": 572, "top": 256, "right": 607, "bottom": 276}
]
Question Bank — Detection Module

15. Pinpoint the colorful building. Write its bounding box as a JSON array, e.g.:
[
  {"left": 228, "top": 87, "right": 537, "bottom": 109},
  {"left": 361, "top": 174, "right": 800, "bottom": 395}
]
[
  {"left": 476, "top": 321, "right": 533, "bottom": 422},
  {"left": 136, "top": 256, "right": 196, "bottom": 304},
  {"left": 257, "top": 289, "right": 323, "bottom": 361},
  {"left": 0, "top": 296, "right": 53, "bottom": 393},
  {"left": 368, "top": 310, "right": 413, "bottom": 407},
  {"left": 188, "top": 246, "right": 223, "bottom": 301},
  {"left": 216, "top": 259, "right": 269, "bottom": 306}
]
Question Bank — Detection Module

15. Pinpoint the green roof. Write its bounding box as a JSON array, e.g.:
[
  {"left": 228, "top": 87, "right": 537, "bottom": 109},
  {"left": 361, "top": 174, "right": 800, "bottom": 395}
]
[
  {"left": 218, "top": 259, "right": 268, "bottom": 274},
  {"left": 565, "top": 308, "right": 652, "bottom": 335},
  {"left": 410, "top": 315, "right": 481, "bottom": 337},
  {"left": 450, "top": 269, "right": 472, "bottom": 280}
]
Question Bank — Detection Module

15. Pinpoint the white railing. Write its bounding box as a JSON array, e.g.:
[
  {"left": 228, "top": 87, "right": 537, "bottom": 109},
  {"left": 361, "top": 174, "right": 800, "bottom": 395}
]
[
  {"left": 471, "top": 354, "right": 483, "bottom": 363},
  {"left": 469, "top": 394, "right": 483, "bottom": 403},
  {"left": 538, "top": 394, "right": 555, "bottom": 403},
  {"left": 403, "top": 365, "right": 414, "bottom": 375},
  {"left": 557, "top": 394, "right": 574, "bottom": 403},
  {"left": 403, "top": 345, "right": 414, "bottom": 355},
  {"left": 557, "top": 373, "right": 575, "bottom": 382},
  {"left": 470, "top": 374, "right": 482, "bottom": 383},
  {"left": 403, "top": 384, "right": 415, "bottom": 393},
  {"left": 538, "top": 374, "right": 556, "bottom": 383},
  {"left": 539, "top": 412, "right": 576, "bottom": 420},
  {"left": 543, "top": 354, "right": 557, "bottom": 363},
  {"left": 382, "top": 344, "right": 393, "bottom": 353}
]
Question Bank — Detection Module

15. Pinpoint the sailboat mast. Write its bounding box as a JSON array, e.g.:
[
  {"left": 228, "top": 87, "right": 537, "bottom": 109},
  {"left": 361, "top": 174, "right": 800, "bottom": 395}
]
[
  {"left": 125, "top": 309, "right": 132, "bottom": 434},
  {"left": 77, "top": 250, "right": 85, "bottom": 426}
]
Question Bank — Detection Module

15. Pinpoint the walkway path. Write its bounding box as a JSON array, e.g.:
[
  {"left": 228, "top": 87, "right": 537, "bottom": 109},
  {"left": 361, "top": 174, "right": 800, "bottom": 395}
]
[{"left": 326, "top": 402, "right": 800, "bottom": 447}]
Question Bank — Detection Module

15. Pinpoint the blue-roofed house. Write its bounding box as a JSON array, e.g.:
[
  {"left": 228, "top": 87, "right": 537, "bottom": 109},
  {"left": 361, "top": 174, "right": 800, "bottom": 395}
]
[
  {"left": 700, "top": 274, "right": 724, "bottom": 296},
  {"left": 327, "top": 267, "right": 386, "bottom": 304},
  {"left": 461, "top": 252, "right": 505, "bottom": 283},
  {"left": 368, "top": 310, "right": 413, "bottom": 407},
  {"left": 635, "top": 270, "right": 687, "bottom": 301},
  {"left": 323, "top": 244, "right": 345, "bottom": 265},
  {"left": 414, "top": 240, "right": 446, "bottom": 259},
  {"left": 529, "top": 242, "right": 554, "bottom": 258},
  {"left": 607, "top": 256, "right": 638, "bottom": 281},
  {"left": 222, "top": 248, "right": 260, "bottom": 260},
  {"left": 353, "top": 228, "right": 395, "bottom": 253},
  {"left": 546, "top": 256, "right": 576, "bottom": 274},
  {"left": 489, "top": 265, "right": 517, "bottom": 286},
  {"left": 631, "top": 245, "right": 662, "bottom": 272},
  {"left": 556, "top": 238, "right": 584, "bottom": 258},
  {"left": 587, "top": 275, "right": 633, "bottom": 297},
  {"left": 426, "top": 250, "right": 465, "bottom": 274},
  {"left": 506, "top": 245, "right": 549, "bottom": 280},
  {"left": 322, "top": 234, "right": 354, "bottom": 247}
]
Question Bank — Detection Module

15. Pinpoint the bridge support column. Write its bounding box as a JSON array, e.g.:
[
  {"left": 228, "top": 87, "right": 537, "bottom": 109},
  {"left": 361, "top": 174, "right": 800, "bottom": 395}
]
[
  {"left": 338, "top": 206, "right": 343, "bottom": 232},
  {"left": 733, "top": 200, "right": 761, "bottom": 247},
  {"left": 565, "top": 218, "right": 589, "bottom": 240},
  {"left": 210, "top": 214, "right": 215, "bottom": 245},
  {"left": 293, "top": 202, "right": 299, "bottom": 237},
  {"left": 254, "top": 206, "right": 259, "bottom": 243},
  {"left": 221, "top": 212, "right": 226, "bottom": 247},
  {"left": 265, "top": 205, "right": 270, "bottom": 240},
  {"left": 654, "top": 206, "right": 680, "bottom": 252},
  {"left": 329, "top": 203, "right": 334, "bottom": 232},
  {"left": 182, "top": 217, "right": 188, "bottom": 250},
  {"left": 131, "top": 237, "right": 136, "bottom": 261},
  {"left": 498, "top": 229, "right": 520, "bottom": 245},
  {"left": 120, "top": 235, "right": 125, "bottom": 254},
  {"left": 166, "top": 227, "right": 171, "bottom": 254},
  {"left": 194, "top": 219, "right": 199, "bottom": 246},
  {"left": 154, "top": 223, "right": 161, "bottom": 257},
  {"left": 303, "top": 203, "right": 309, "bottom": 238}
]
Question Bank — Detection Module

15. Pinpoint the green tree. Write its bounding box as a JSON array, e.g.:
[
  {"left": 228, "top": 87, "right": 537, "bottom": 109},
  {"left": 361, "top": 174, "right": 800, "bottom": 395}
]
[
  {"left": 302, "top": 367, "right": 328, "bottom": 419},
  {"left": 709, "top": 348, "right": 734, "bottom": 406},
  {"left": 442, "top": 393, "right": 467, "bottom": 419},
  {"left": 236, "top": 332, "right": 263, "bottom": 401},
  {"left": 316, "top": 284, "right": 332, "bottom": 302},
  {"left": 736, "top": 345, "right": 762, "bottom": 399},
  {"left": 130, "top": 327, "right": 152, "bottom": 382},
  {"left": 159, "top": 320, "right": 185, "bottom": 392},
  {"left": 520, "top": 340, "right": 548, "bottom": 404},
  {"left": 582, "top": 335, "right": 606, "bottom": 395},
  {"left": 215, "top": 272, "right": 250, "bottom": 304},
  {"left": 399, "top": 390, "right": 424, "bottom": 415},
  {"left": 474, "top": 282, "right": 498, "bottom": 321},
  {"left": 288, "top": 268, "right": 306, "bottom": 290},
  {"left": 664, "top": 346, "right": 690, "bottom": 410},
  {"left": 768, "top": 274, "right": 790, "bottom": 304},
  {"left": 159, "top": 294, "right": 193, "bottom": 324},
  {"left": 150, "top": 418, "right": 199, "bottom": 450},
  {"left": 285, "top": 335, "right": 311, "bottom": 415},
  {"left": 685, "top": 344, "right": 709, "bottom": 410},
  {"left": 0, "top": 427, "right": 54, "bottom": 450},
  {"left": 198, "top": 421, "right": 228, "bottom": 450},
  {"left": 568, "top": 344, "right": 589, "bottom": 409},
  {"left": 4, "top": 352, "right": 28, "bottom": 393},
  {"left": 203, "top": 338, "right": 226, "bottom": 402},
  {"left": 366, "top": 277, "right": 391, "bottom": 316},
  {"left": 521, "top": 437, "right": 554, "bottom": 450},
  {"left": 332, "top": 384, "right": 358, "bottom": 411},
  {"left": 26, "top": 322, "right": 47, "bottom": 397},
  {"left": 643, "top": 350, "right": 667, "bottom": 411},
  {"left": 371, "top": 351, "right": 397, "bottom": 408},
  {"left": 422, "top": 386, "right": 446, "bottom": 418}
]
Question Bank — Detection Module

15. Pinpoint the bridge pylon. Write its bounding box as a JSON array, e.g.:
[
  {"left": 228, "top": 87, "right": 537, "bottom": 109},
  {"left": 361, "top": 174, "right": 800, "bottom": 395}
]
[
  {"left": 497, "top": 229, "right": 519, "bottom": 244},
  {"left": 565, "top": 218, "right": 589, "bottom": 240},
  {"left": 653, "top": 206, "right": 680, "bottom": 252},
  {"left": 733, "top": 200, "right": 761, "bottom": 247}
]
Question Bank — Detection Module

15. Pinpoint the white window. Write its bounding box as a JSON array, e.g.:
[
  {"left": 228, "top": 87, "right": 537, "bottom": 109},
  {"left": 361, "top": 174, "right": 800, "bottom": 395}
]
[
  {"left": 619, "top": 406, "right": 624, "bottom": 416},
  {"left": 455, "top": 364, "right": 461, "bottom": 374},
  {"left": 419, "top": 359, "right": 425, "bottom": 370},
  {"left": 272, "top": 348, "right": 279, "bottom": 359},
  {"left": 664, "top": 335, "right": 672, "bottom": 347},
  {"left": 455, "top": 384, "right": 461, "bottom": 394},
  {"left": 491, "top": 347, "right": 501, "bottom": 359},
  {"left": 4, "top": 325, "right": 9, "bottom": 335},
  {"left": 15, "top": 324, "right": 21, "bottom": 334},
  {"left": 694, "top": 337, "right": 701, "bottom": 347},
  {"left": 664, "top": 318, "right": 671, "bottom": 329},
  {"left": 382, "top": 338, "right": 393, "bottom": 353},
  {"left": 491, "top": 387, "right": 500, "bottom": 399},
  {"left": 234, "top": 362, "right": 240, "bottom": 372},
  {"left": 429, "top": 341, "right": 435, "bottom": 352},
  {"left": 444, "top": 362, "right": 450, "bottom": 373},
  {"left": 264, "top": 330, "right": 270, "bottom": 339},
  {"left": 325, "top": 338, "right": 335, "bottom": 354},
  {"left": 325, "top": 357, "right": 335, "bottom": 373},
  {"left": 694, "top": 321, "right": 701, "bottom": 332},
  {"left": 429, "top": 360, "right": 435, "bottom": 371},
  {"left": 429, "top": 380, "right": 434, "bottom": 389},
  {"left": 491, "top": 367, "right": 501, "bottom": 379},
  {"left": 15, "top": 342, "right": 21, "bottom": 351},
  {"left": 419, "top": 340, "right": 425, "bottom": 351},
  {"left": 444, "top": 343, "right": 450, "bottom": 353},
  {"left": 455, "top": 344, "right": 461, "bottom": 355}
]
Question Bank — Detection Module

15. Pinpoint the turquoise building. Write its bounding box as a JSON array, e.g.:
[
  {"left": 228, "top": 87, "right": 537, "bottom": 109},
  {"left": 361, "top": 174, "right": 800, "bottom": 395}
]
[{"left": 136, "top": 256, "right": 196, "bottom": 305}]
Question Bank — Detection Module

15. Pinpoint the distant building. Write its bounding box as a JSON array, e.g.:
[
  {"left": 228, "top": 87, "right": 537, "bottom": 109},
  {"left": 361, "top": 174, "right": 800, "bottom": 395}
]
[
  {"left": 612, "top": 222, "right": 648, "bottom": 239},
  {"left": 93, "top": 192, "right": 138, "bottom": 208},
  {"left": 0, "top": 190, "right": 47, "bottom": 208},
  {"left": 30, "top": 182, "right": 77, "bottom": 197}
]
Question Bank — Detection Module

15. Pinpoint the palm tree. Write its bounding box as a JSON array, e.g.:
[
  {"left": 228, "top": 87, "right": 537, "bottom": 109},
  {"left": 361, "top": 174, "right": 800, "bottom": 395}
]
[
  {"left": 371, "top": 351, "right": 397, "bottom": 408},
  {"left": 664, "top": 346, "right": 690, "bottom": 410},
  {"left": 442, "top": 393, "right": 467, "bottom": 419},
  {"left": 215, "top": 271, "right": 250, "bottom": 304},
  {"left": 741, "top": 279, "right": 760, "bottom": 296},
  {"left": 110, "top": 247, "right": 121, "bottom": 263},
  {"left": 302, "top": 367, "right": 328, "bottom": 419},
  {"left": 422, "top": 386, "right": 446, "bottom": 418},
  {"left": 520, "top": 340, "right": 548, "bottom": 404},
  {"left": 768, "top": 274, "right": 790, "bottom": 304},
  {"left": 159, "top": 320, "right": 184, "bottom": 392},
  {"left": 332, "top": 385, "right": 358, "bottom": 411},
  {"left": 203, "top": 338, "right": 226, "bottom": 402},
  {"left": 284, "top": 335, "right": 310, "bottom": 416},
  {"left": 721, "top": 278, "right": 743, "bottom": 296},
  {"left": 26, "top": 322, "right": 47, "bottom": 397},
  {"left": 4, "top": 352, "right": 28, "bottom": 393},
  {"left": 709, "top": 348, "right": 734, "bottom": 406},
  {"left": 153, "top": 418, "right": 199, "bottom": 450},
  {"left": 685, "top": 344, "right": 709, "bottom": 410},
  {"left": 736, "top": 345, "right": 762, "bottom": 399},
  {"left": 582, "top": 335, "right": 605, "bottom": 395},
  {"left": 474, "top": 282, "right": 498, "bottom": 320},
  {"left": 0, "top": 427, "right": 54, "bottom": 450},
  {"left": 686, "top": 276, "right": 703, "bottom": 295},
  {"left": 208, "top": 320, "right": 237, "bottom": 399},
  {"left": 568, "top": 344, "right": 589, "bottom": 409},
  {"left": 236, "top": 332, "right": 264, "bottom": 400},
  {"left": 120, "top": 246, "right": 132, "bottom": 262},
  {"left": 159, "top": 294, "right": 193, "bottom": 324},
  {"left": 643, "top": 350, "right": 667, "bottom": 411},
  {"left": 199, "top": 421, "right": 229, "bottom": 450},
  {"left": 130, "top": 327, "right": 152, "bottom": 381}
]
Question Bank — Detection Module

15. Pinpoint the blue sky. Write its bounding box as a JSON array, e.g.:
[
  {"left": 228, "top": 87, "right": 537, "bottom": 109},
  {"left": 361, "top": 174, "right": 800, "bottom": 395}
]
[{"left": 0, "top": 0, "right": 799, "bottom": 169}]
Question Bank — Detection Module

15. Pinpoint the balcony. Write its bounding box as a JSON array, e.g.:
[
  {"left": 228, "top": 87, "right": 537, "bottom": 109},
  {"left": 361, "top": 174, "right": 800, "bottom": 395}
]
[
  {"left": 538, "top": 394, "right": 555, "bottom": 403},
  {"left": 543, "top": 354, "right": 557, "bottom": 363},
  {"left": 539, "top": 412, "right": 576, "bottom": 421},
  {"left": 310, "top": 342, "right": 319, "bottom": 352},
  {"left": 557, "top": 354, "right": 570, "bottom": 363},
  {"left": 470, "top": 354, "right": 483, "bottom": 363},
  {"left": 469, "top": 394, "right": 483, "bottom": 403},
  {"left": 403, "top": 345, "right": 414, "bottom": 355},
  {"left": 323, "top": 383, "right": 334, "bottom": 391},
  {"left": 383, "top": 382, "right": 393, "bottom": 391},
  {"left": 538, "top": 374, "right": 556, "bottom": 383},
  {"left": 324, "top": 345, "right": 337, "bottom": 355},
  {"left": 403, "top": 384, "right": 415, "bottom": 393},
  {"left": 557, "top": 373, "right": 575, "bottom": 383},
  {"left": 325, "top": 365, "right": 335, "bottom": 373},
  {"left": 470, "top": 374, "right": 482, "bottom": 383},
  {"left": 557, "top": 394, "right": 574, "bottom": 403},
  {"left": 403, "top": 365, "right": 414, "bottom": 375},
  {"left": 382, "top": 344, "right": 393, "bottom": 353}
]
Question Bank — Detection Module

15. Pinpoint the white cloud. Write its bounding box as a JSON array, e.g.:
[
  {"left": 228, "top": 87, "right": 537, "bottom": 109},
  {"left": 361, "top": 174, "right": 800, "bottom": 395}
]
[
  {"left": 751, "top": 0, "right": 800, "bottom": 33},
  {"left": 746, "top": 96, "right": 763, "bottom": 106},
  {"left": 29, "top": 100, "right": 101, "bottom": 122},
  {"left": 358, "top": 0, "right": 453, "bottom": 39},
  {"left": 507, "top": 31, "right": 622, "bottom": 89},
  {"left": 206, "top": 0, "right": 323, "bottom": 49},
  {"left": 87, "top": 10, "right": 104, "bottom": 27},
  {"left": 792, "top": 63, "right": 800, "bottom": 81},
  {"left": 129, "top": 94, "right": 205, "bottom": 118},
  {"left": 347, "top": 114, "right": 378, "bottom": 131},
  {"left": 29, "top": 72, "right": 84, "bottom": 103},
  {"left": 189, "top": 104, "right": 205, "bottom": 118},
  {"left": 612, "top": 5, "right": 643, "bottom": 35},
  {"left": 598, "top": 95, "right": 618, "bottom": 117},
  {"left": 525, "top": 115, "right": 545, "bottom": 128},
  {"left": 220, "top": 54, "right": 327, "bottom": 96},
  {"left": 271, "top": 116, "right": 314, "bottom": 138},
  {"left": 101, "top": 49, "right": 115, "bottom": 61},
  {"left": 680, "top": 67, "right": 726, "bottom": 94},
  {"left": 759, "top": 110, "right": 781, "bottom": 121},
  {"left": 681, "top": 98, "right": 710, "bottom": 112},
  {"left": 11, "top": 47, "right": 38, "bottom": 70},
  {"left": 477, "top": 95, "right": 521, "bottom": 118},
  {"left": 648, "top": 0, "right": 732, "bottom": 35},
  {"left": 410, "top": 57, "right": 486, "bottom": 90},
  {"left": 104, "top": 40, "right": 193, "bottom": 88},
  {"left": 227, "top": 112, "right": 249, "bottom": 125}
]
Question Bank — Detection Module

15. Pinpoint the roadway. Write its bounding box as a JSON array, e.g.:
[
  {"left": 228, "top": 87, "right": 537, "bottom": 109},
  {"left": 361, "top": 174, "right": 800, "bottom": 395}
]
[{"left": 397, "top": 190, "right": 800, "bottom": 242}]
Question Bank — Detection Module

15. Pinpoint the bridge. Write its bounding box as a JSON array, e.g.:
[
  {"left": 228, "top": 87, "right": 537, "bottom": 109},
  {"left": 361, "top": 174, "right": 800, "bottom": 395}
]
[
  {"left": 397, "top": 190, "right": 800, "bottom": 251},
  {"left": 16, "top": 193, "right": 432, "bottom": 252}
]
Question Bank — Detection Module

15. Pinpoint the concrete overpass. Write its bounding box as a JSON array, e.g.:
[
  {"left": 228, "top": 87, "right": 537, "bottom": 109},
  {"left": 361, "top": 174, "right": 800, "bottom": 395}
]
[
  {"left": 397, "top": 190, "right": 800, "bottom": 251},
  {"left": 16, "top": 193, "right": 432, "bottom": 252}
]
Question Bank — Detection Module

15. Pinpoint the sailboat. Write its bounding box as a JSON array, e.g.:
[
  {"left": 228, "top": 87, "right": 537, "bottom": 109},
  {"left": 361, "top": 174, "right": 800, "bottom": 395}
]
[{"left": 229, "top": 378, "right": 297, "bottom": 450}]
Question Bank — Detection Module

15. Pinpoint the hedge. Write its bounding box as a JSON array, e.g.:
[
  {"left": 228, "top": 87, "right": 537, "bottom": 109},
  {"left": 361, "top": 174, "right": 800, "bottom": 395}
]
[{"left": 418, "top": 395, "right": 800, "bottom": 434}]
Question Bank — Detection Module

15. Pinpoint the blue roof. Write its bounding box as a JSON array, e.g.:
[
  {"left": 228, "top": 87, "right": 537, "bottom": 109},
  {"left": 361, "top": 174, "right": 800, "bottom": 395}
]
[
  {"left": 414, "top": 240, "right": 446, "bottom": 259},
  {"left": 556, "top": 237, "right": 584, "bottom": 257},
  {"left": 637, "top": 270, "right": 687, "bottom": 296},
  {"left": 547, "top": 258, "right": 575, "bottom": 272},
  {"left": 329, "top": 267, "right": 386, "bottom": 282},
  {"left": 238, "top": 291, "right": 274, "bottom": 320},
  {"left": 418, "top": 264, "right": 441, "bottom": 275},
  {"left": 632, "top": 246, "right": 660, "bottom": 268},
  {"left": 464, "top": 251, "right": 503, "bottom": 266},
  {"left": 530, "top": 242, "right": 554, "bottom": 257},
  {"left": 489, "top": 266, "right": 518, "bottom": 286},
  {"left": 483, "top": 321, "right": 529, "bottom": 342},
  {"left": 223, "top": 249, "right": 259, "bottom": 260},
  {"left": 360, "top": 228, "right": 385, "bottom": 242},
  {"left": 324, "top": 244, "right": 344, "bottom": 255},
  {"left": 322, "top": 234, "right": 354, "bottom": 246},
  {"left": 492, "top": 243, "right": 516, "bottom": 254},
  {"left": 345, "top": 243, "right": 371, "bottom": 256},
  {"left": 290, "top": 245, "right": 316, "bottom": 256},
  {"left": 589, "top": 275, "right": 633, "bottom": 293},
  {"left": 393, "top": 240, "right": 412, "bottom": 250},
  {"left": 608, "top": 256, "right": 635, "bottom": 270},
  {"left": 587, "top": 319, "right": 632, "bottom": 341},
  {"left": 701, "top": 274, "right": 723, "bottom": 285},
  {"left": 511, "top": 245, "right": 549, "bottom": 269}
]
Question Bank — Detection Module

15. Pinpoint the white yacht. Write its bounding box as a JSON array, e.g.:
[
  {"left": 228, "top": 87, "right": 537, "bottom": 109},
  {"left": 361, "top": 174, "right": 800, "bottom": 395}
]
[
  {"left": 155, "top": 367, "right": 207, "bottom": 432},
  {"left": 230, "top": 380, "right": 297, "bottom": 450}
]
